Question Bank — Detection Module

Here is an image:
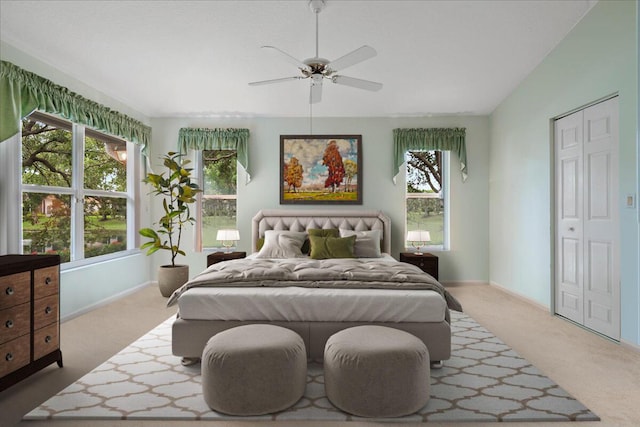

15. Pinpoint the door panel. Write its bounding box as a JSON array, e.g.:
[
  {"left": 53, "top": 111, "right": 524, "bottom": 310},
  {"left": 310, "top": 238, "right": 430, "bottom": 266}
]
[
  {"left": 555, "top": 111, "right": 583, "bottom": 324},
  {"left": 582, "top": 98, "right": 619, "bottom": 340},
  {"left": 587, "top": 152, "right": 612, "bottom": 220}
]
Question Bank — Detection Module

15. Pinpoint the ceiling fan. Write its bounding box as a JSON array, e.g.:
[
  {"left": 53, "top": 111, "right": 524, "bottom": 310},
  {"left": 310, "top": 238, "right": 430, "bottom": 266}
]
[{"left": 248, "top": 0, "right": 383, "bottom": 104}]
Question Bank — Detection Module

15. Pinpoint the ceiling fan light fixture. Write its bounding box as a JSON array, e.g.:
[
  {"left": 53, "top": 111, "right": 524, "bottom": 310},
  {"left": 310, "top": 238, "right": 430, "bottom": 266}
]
[{"left": 248, "top": 0, "right": 382, "bottom": 103}]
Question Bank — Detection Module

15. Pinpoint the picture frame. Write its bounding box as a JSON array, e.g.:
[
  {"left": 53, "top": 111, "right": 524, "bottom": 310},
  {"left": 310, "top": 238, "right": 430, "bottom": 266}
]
[{"left": 280, "top": 135, "right": 362, "bottom": 205}]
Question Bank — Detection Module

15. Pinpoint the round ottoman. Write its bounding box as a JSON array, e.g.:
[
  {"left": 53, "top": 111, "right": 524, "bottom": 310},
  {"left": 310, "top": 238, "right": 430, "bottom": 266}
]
[
  {"left": 324, "top": 325, "right": 430, "bottom": 418},
  {"left": 201, "top": 324, "right": 307, "bottom": 415}
]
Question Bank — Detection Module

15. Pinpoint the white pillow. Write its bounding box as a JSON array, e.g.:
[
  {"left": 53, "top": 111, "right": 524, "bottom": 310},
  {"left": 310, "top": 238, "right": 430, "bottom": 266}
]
[
  {"left": 339, "top": 229, "right": 382, "bottom": 258},
  {"left": 255, "top": 230, "right": 307, "bottom": 258}
]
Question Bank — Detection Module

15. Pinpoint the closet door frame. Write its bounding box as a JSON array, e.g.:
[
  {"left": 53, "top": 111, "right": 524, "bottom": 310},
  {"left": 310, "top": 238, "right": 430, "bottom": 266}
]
[{"left": 552, "top": 94, "right": 620, "bottom": 341}]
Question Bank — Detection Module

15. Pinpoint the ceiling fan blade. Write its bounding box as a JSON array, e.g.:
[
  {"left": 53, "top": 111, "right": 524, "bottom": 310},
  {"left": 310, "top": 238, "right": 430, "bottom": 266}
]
[
  {"left": 326, "top": 45, "right": 377, "bottom": 72},
  {"left": 248, "top": 76, "right": 304, "bottom": 86},
  {"left": 261, "top": 45, "right": 312, "bottom": 72},
  {"left": 331, "top": 75, "right": 383, "bottom": 91},
  {"left": 310, "top": 75, "right": 323, "bottom": 104}
]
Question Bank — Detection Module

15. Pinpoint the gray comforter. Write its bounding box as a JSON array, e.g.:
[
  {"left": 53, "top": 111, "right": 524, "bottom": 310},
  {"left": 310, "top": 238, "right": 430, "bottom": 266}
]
[{"left": 167, "top": 257, "right": 462, "bottom": 312}]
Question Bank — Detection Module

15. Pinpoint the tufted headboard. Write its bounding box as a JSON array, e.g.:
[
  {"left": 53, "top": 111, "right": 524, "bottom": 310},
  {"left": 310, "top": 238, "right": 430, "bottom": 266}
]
[{"left": 251, "top": 209, "right": 391, "bottom": 254}]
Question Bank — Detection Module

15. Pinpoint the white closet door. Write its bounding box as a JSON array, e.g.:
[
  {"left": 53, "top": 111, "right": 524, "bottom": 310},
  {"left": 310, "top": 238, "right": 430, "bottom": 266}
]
[
  {"left": 582, "top": 98, "right": 619, "bottom": 339},
  {"left": 554, "top": 97, "right": 620, "bottom": 340},
  {"left": 555, "top": 110, "right": 584, "bottom": 324}
]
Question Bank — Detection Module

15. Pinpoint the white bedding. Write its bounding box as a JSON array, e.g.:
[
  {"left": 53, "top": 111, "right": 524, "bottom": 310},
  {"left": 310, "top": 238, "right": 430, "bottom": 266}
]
[
  {"left": 177, "top": 285, "right": 446, "bottom": 322},
  {"left": 176, "top": 253, "right": 450, "bottom": 323}
]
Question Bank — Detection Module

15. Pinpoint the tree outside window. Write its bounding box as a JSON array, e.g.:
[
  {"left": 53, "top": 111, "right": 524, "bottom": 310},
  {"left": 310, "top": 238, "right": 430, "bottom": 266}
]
[
  {"left": 21, "top": 112, "right": 130, "bottom": 262},
  {"left": 406, "top": 150, "right": 445, "bottom": 248},
  {"left": 201, "top": 150, "right": 237, "bottom": 249}
]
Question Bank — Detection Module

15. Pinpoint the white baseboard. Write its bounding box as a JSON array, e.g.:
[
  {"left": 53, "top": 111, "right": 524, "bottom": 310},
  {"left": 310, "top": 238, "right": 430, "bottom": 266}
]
[
  {"left": 61, "top": 281, "right": 154, "bottom": 323},
  {"left": 440, "top": 280, "right": 489, "bottom": 287},
  {"left": 621, "top": 339, "right": 640, "bottom": 353},
  {"left": 488, "top": 280, "right": 551, "bottom": 313}
]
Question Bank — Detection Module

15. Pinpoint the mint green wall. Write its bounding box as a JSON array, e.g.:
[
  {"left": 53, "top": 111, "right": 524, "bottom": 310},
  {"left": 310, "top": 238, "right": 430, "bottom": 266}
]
[
  {"left": 489, "top": 1, "right": 639, "bottom": 345},
  {"left": 149, "top": 116, "right": 490, "bottom": 283}
]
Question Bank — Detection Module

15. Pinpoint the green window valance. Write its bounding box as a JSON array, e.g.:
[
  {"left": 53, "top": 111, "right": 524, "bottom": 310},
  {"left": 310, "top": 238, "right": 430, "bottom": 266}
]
[
  {"left": 0, "top": 60, "right": 151, "bottom": 150},
  {"left": 393, "top": 127, "right": 467, "bottom": 182},
  {"left": 178, "top": 127, "right": 250, "bottom": 181}
]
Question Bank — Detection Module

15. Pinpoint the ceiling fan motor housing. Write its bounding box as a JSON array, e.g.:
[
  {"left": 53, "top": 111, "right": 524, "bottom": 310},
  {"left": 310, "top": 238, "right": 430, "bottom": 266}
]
[{"left": 302, "top": 57, "right": 333, "bottom": 77}]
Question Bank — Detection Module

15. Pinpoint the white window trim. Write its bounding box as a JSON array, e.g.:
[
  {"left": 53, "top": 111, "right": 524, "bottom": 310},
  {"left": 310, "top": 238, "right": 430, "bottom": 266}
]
[
  {"left": 195, "top": 150, "right": 238, "bottom": 252},
  {"left": 4, "top": 113, "right": 140, "bottom": 266},
  {"left": 404, "top": 151, "right": 450, "bottom": 252}
]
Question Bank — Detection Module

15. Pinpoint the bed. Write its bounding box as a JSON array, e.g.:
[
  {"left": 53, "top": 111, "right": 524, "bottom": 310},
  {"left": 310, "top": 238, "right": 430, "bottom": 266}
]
[{"left": 169, "top": 209, "right": 461, "bottom": 363}]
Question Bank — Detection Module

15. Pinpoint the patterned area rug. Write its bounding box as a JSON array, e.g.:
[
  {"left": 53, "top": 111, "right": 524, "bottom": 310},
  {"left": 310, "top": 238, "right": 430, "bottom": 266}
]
[{"left": 25, "top": 312, "right": 598, "bottom": 422}]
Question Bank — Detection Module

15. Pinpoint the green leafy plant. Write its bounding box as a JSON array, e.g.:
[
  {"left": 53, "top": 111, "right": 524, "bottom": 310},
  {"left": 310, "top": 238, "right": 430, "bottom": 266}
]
[{"left": 139, "top": 152, "right": 201, "bottom": 266}]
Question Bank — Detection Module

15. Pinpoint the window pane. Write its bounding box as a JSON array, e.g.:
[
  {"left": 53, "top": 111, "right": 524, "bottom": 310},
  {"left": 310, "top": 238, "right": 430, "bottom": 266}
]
[
  {"left": 22, "top": 193, "right": 72, "bottom": 262},
  {"left": 203, "top": 150, "right": 237, "bottom": 195},
  {"left": 84, "top": 196, "right": 127, "bottom": 258},
  {"left": 84, "top": 135, "right": 127, "bottom": 191},
  {"left": 406, "top": 197, "right": 444, "bottom": 246},
  {"left": 21, "top": 116, "right": 72, "bottom": 187},
  {"left": 202, "top": 150, "right": 237, "bottom": 249},
  {"left": 202, "top": 198, "right": 237, "bottom": 248},
  {"left": 406, "top": 150, "right": 444, "bottom": 248}
]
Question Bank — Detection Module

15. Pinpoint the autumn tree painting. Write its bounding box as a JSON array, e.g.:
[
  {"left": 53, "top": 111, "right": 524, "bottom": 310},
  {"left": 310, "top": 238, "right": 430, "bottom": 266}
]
[
  {"left": 322, "top": 140, "right": 345, "bottom": 192},
  {"left": 280, "top": 135, "right": 362, "bottom": 204},
  {"left": 284, "top": 156, "right": 304, "bottom": 192},
  {"left": 343, "top": 159, "right": 357, "bottom": 192}
]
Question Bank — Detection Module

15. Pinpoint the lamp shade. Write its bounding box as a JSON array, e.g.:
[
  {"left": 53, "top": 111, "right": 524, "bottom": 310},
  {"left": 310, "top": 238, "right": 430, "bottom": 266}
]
[
  {"left": 216, "top": 229, "right": 240, "bottom": 242},
  {"left": 407, "top": 230, "right": 431, "bottom": 243}
]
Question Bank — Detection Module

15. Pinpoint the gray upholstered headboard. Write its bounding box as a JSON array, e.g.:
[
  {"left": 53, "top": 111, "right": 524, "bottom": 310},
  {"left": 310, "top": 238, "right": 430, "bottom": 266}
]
[{"left": 251, "top": 209, "right": 391, "bottom": 254}]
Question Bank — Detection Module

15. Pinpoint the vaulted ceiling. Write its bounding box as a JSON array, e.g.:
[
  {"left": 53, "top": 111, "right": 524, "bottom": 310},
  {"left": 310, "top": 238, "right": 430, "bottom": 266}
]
[{"left": 0, "top": 0, "right": 597, "bottom": 117}]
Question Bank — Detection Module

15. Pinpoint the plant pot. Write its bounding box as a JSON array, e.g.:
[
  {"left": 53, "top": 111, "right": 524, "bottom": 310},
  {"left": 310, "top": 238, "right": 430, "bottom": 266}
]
[{"left": 158, "top": 264, "right": 189, "bottom": 297}]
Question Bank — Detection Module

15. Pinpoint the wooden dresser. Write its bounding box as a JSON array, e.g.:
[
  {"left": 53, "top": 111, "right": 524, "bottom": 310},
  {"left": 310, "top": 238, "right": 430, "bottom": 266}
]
[{"left": 0, "top": 255, "right": 63, "bottom": 391}]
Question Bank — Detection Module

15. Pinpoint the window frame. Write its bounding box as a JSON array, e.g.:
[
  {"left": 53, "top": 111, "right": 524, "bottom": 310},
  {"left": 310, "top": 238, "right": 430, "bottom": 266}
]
[
  {"left": 195, "top": 149, "right": 238, "bottom": 252},
  {"left": 17, "top": 111, "right": 139, "bottom": 269},
  {"left": 405, "top": 150, "right": 450, "bottom": 251}
]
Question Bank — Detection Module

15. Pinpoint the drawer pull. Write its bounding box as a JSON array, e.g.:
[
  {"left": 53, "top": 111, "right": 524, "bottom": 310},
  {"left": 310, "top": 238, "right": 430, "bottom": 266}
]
[
  {"left": 5, "top": 287, "right": 13, "bottom": 296},
  {"left": 5, "top": 353, "right": 13, "bottom": 362},
  {"left": 45, "top": 335, "right": 52, "bottom": 344},
  {"left": 45, "top": 306, "right": 53, "bottom": 315},
  {"left": 45, "top": 277, "right": 52, "bottom": 285},
  {"left": 5, "top": 319, "right": 13, "bottom": 329}
]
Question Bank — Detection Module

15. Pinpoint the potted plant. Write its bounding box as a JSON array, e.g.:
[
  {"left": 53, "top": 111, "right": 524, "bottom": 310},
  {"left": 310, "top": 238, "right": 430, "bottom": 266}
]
[{"left": 139, "top": 151, "right": 201, "bottom": 297}]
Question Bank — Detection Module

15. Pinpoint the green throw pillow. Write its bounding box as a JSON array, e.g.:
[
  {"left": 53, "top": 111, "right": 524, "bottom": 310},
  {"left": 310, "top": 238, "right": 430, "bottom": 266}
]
[
  {"left": 308, "top": 228, "right": 340, "bottom": 237},
  {"left": 309, "top": 235, "right": 356, "bottom": 259},
  {"left": 302, "top": 229, "right": 339, "bottom": 254}
]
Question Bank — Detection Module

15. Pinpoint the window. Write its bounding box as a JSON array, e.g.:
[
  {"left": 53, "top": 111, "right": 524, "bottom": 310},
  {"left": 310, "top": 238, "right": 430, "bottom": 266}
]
[
  {"left": 199, "top": 149, "right": 237, "bottom": 249},
  {"left": 21, "top": 111, "right": 134, "bottom": 263},
  {"left": 405, "top": 150, "right": 447, "bottom": 250}
]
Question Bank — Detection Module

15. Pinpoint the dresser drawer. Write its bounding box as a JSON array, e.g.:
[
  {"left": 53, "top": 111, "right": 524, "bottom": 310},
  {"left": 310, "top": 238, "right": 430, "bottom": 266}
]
[
  {"left": 0, "top": 303, "right": 30, "bottom": 345},
  {"left": 0, "top": 335, "right": 30, "bottom": 377},
  {"left": 34, "top": 266, "right": 59, "bottom": 299},
  {"left": 34, "top": 323, "right": 59, "bottom": 361},
  {"left": 0, "top": 272, "right": 30, "bottom": 310},
  {"left": 34, "top": 295, "right": 59, "bottom": 330}
]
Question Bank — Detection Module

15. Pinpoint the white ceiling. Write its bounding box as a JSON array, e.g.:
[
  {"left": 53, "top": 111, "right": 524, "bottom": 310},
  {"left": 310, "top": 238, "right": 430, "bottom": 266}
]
[{"left": 0, "top": 0, "right": 596, "bottom": 118}]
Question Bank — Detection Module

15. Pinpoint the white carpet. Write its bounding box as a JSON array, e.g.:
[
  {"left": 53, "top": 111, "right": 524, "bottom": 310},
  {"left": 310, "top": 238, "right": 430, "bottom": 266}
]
[{"left": 25, "top": 311, "right": 598, "bottom": 422}]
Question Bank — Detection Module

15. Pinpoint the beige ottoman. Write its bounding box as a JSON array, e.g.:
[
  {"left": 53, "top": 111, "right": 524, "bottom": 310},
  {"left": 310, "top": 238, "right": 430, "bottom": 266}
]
[
  {"left": 324, "top": 325, "right": 430, "bottom": 418},
  {"left": 201, "top": 324, "right": 307, "bottom": 415}
]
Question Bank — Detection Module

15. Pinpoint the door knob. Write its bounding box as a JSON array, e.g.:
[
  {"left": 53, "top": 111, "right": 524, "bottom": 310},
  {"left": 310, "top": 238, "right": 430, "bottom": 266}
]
[{"left": 569, "top": 227, "right": 575, "bottom": 231}]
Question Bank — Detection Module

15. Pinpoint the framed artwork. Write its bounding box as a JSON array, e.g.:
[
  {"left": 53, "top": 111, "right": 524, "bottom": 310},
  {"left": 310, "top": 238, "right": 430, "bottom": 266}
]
[{"left": 280, "top": 135, "right": 362, "bottom": 204}]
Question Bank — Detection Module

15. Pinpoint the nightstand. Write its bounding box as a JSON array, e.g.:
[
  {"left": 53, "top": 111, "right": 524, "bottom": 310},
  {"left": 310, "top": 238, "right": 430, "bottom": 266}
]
[
  {"left": 399, "top": 252, "right": 438, "bottom": 280},
  {"left": 207, "top": 251, "right": 246, "bottom": 267}
]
